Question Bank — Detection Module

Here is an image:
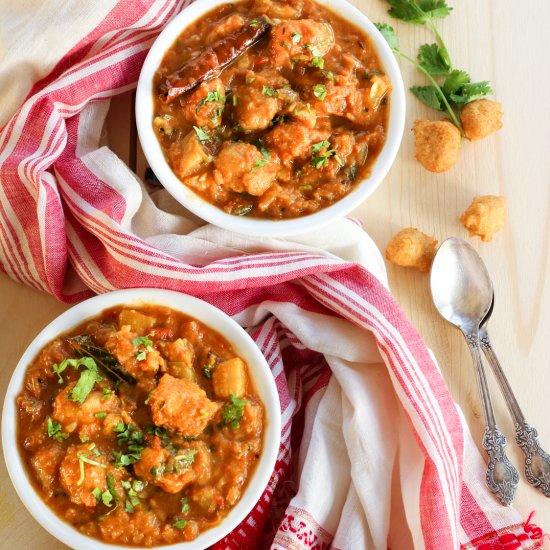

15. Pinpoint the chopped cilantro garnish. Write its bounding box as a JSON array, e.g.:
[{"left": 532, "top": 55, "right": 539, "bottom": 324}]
[
  {"left": 180, "top": 497, "right": 190, "bottom": 514},
  {"left": 322, "top": 70, "right": 335, "bottom": 82},
  {"left": 222, "top": 394, "right": 247, "bottom": 429},
  {"left": 313, "top": 84, "right": 327, "bottom": 101},
  {"left": 113, "top": 422, "right": 145, "bottom": 467},
  {"left": 305, "top": 44, "right": 321, "bottom": 58},
  {"left": 174, "top": 449, "right": 198, "bottom": 469},
  {"left": 251, "top": 158, "right": 268, "bottom": 172},
  {"left": 134, "top": 350, "right": 147, "bottom": 361},
  {"left": 132, "top": 335, "right": 153, "bottom": 350},
  {"left": 77, "top": 451, "right": 106, "bottom": 486},
  {"left": 92, "top": 487, "right": 102, "bottom": 500},
  {"left": 202, "top": 366, "right": 212, "bottom": 379},
  {"left": 193, "top": 126, "right": 210, "bottom": 142},
  {"left": 46, "top": 417, "right": 69, "bottom": 442},
  {"left": 250, "top": 19, "right": 258, "bottom": 27},
  {"left": 312, "top": 57, "right": 324, "bottom": 69},
  {"left": 121, "top": 479, "right": 143, "bottom": 512},
  {"left": 245, "top": 76, "right": 255, "bottom": 84},
  {"left": 291, "top": 32, "right": 301, "bottom": 44},
  {"left": 95, "top": 411, "right": 107, "bottom": 419},
  {"left": 173, "top": 519, "right": 188, "bottom": 529},
  {"left": 102, "top": 386, "right": 113, "bottom": 400},
  {"left": 262, "top": 86, "right": 277, "bottom": 97},
  {"left": 311, "top": 140, "right": 330, "bottom": 154}
]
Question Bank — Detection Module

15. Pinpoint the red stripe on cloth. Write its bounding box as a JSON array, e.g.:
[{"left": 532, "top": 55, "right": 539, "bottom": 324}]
[
  {"left": 26, "top": 0, "right": 167, "bottom": 98},
  {"left": 460, "top": 484, "right": 494, "bottom": 543}
]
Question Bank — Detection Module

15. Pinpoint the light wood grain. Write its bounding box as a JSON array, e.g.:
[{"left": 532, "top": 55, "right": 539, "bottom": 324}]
[{"left": 2, "top": 0, "right": 550, "bottom": 547}]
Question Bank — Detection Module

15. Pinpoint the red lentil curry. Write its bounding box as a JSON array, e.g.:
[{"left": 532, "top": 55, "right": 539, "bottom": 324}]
[
  {"left": 153, "top": 0, "right": 391, "bottom": 219},
  {"left": 17, "top": 305, "right": 265, "bottom": 546}
]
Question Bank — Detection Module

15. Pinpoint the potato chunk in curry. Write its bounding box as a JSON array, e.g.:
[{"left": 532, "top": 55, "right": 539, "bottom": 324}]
[
  {"left": 148, "top": 374, "right": 219, "bottom": 437},
  {"left": 213, "top": 142, "right": 278, "bottom": 196}
]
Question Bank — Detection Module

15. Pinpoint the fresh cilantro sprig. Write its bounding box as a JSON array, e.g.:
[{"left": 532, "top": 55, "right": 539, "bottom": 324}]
[
  {"left": 387, "top": 0, "right": 452, "bottom": 65},
  {"left": 376, "top": 1, "right": 492, "bottom": 135},
  {"left": 52, "top": 357, "right": 103, "bottom": 404}
]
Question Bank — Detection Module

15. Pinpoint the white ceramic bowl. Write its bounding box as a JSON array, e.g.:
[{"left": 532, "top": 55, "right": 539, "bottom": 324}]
[
  {"left": 136, "top": 0, "right": 405, "bottom": 237},
  {"left": 2, "top": 288, "right": 281, "bottom": 550}
]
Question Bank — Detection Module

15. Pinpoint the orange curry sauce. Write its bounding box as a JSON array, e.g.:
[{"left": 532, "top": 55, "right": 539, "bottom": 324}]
[
  {"left": 17, "top": 305, "right": 264, "bottom": 546},
  {"left": 153, "top": 0, "right": 390, "bottom": 219}
]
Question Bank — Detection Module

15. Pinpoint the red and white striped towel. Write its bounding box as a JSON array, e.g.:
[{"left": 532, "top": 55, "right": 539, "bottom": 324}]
[{"left": 0, "top": 1, "right": 545, "bottom": 548}]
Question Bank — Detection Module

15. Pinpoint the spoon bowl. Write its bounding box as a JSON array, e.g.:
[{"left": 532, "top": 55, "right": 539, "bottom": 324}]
[{"left": 430, "top": 237, "right": 494, "bottom": 333}]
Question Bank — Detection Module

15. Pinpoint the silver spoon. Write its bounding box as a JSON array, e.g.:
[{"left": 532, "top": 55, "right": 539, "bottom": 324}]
[
  {"left": 430, "top": 237, "right": 519, "bottom": 505},
  {"left": 480, "top": 297, "right": 550, "bottom": 497}
]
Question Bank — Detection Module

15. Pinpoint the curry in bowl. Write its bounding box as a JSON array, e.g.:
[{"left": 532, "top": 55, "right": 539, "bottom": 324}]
[
  {"left": 152, "top": 0, "right": 391, "bottom": 220},
  {"left": 16, "top": 304, "right": 265, "bottom": 546}
]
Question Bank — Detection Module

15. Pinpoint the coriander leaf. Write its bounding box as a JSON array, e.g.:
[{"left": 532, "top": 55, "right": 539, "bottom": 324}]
[
  {"left": 101, "top": 489, "right": 114, "bottom": 507},
  {"left": 410, "top": 85, "right": 444, "bottom": 110},
  {"left": 202, "top": 366, "right": 212, "bottom": 378},
  {"left": 46, "top": 417, "right": 69, "bottom": 442},
  {"left": 374, "top": 23, "right": 399, "bottom": 50},
  {"left": 387, "top": 0, "right": 452, "bottom": 24},
  {"left": 174, "top": 449, "right": 198, "bottom": 469},
  {"left": 322, "top": 70, "right": 335, "bottom": 82},
  {"left": 245, "top": 76, "right": 255, "bottom": 84},
  {"left": 442, "top": 69, "right": 470, "bottom": 95},
  {"left": 311, "top": 153, "right": 331, "bottom": 169},
  {"left": 95, "top": 411, "right": 107, "bottom": 419},
  {"left": 134, "top": 350, "right": 147, "bottom": 361},
  {"left": 417, "top": 0, "right": 453, "bottom": 19},
  {"left": 262, "top": 86, "right": 277, "bottom": 97},
  {"left": 417, "top": 43, "right": 451, "bottom": 75},
  {"left": 132, "top": 335, "right": 153, "bottom": 351},
  {"left": 92, "top": 487, "right": 102, "bottom": 500},
  {"left": 181, "top": 497, "right": 190, "bottom": 514},
  {"left": 107, "top": 474, "right": 120, "bottom": 506},
  {"left": 125, "top": 500, "right": 135, "bottom": 513},
  {"left": 173, "top": 519, "right": 187, "bottom": 529},
  {"left": 222, "top": 394, "right": 247, "bottom": 429},
  {"left": 449, "top": 80, "right": 492, "bottom": 104},
  {"left": 311, "top": 140, "right": 330, "bottom": 153},
  {"left": 193, "top": 126, "right": 209, "bottom": 142},
  {"left": 291, "top": 32, "right": 301, "bottom": 44},
  {"left": 52, "top": 357, "right": 96, "bottom": 384},
  {"left": 312, "top": 57, "right": 324, "bottom": 69},
  {"left": 71, "top": 366, "right": 103, "bottom": 405},
  {"left": 253, "top": 140, "right": 270, "bottom": 160},
  {"left": 387, "top": 0, "right": 426, "bottom": 24},
  {"left": 313, "top": 83, "right": 327, "bottom": 101},
  {"left": 305, "top": 44, "right": 321, "bottom": 57},
  {"left": 251, "top": 158, "right": 268, "bottom": 172}
]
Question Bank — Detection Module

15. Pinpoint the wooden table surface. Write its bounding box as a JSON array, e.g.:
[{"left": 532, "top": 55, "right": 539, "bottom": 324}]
[{"left": 2, "top": 1, "right": 550, "bottom": 547}]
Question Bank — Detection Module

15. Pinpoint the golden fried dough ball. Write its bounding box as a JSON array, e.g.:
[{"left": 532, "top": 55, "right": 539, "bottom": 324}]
[
  {"left": 461, "top": 99, "right": 503, "bottom": 141},
  {"left": 385, "top": 228, "right": 438, "bottom": 272},
  {"left": 459, "top": 195, "right": 506, "bottom": 242},
  {"left": 412, "top": 120, "right": 462, "bottom": 173}
]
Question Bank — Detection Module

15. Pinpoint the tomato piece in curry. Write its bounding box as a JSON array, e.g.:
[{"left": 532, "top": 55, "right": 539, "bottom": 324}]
[
  {"left": 152, "top": 0, "right": 390, "bottom": 219},
  {"left": 16, "top": 305, "right": 265, "bottom": 546}
]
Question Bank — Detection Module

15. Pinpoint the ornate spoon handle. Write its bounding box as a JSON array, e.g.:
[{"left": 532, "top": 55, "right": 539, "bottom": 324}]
[
  {"left": 480, "top": 327, "right": 550, "bottom": 497},
  {"left": 464, "top": 332, "right": 519, "bottom": 505}
]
